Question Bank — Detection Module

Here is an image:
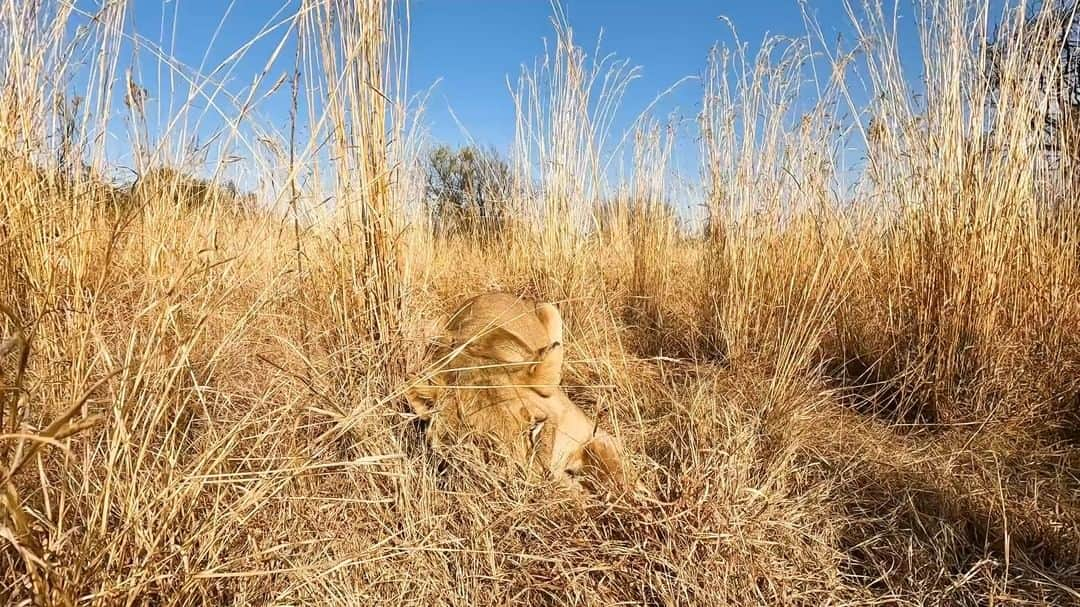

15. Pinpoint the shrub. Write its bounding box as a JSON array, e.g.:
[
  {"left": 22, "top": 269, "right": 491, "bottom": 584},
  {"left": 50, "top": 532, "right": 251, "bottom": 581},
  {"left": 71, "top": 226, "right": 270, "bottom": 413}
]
[{"left": 423, "top": 144, "right": 512, "bottom": 238}]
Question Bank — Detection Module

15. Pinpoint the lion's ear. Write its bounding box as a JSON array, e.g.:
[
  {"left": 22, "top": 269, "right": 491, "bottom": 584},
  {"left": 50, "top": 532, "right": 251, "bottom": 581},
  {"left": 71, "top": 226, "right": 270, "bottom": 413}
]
[
  {"left": 534, "top": 302, "right": 563, "bottom": 346},
  {"left": 405, "top": 383, "right": 441, "bottom": 419},
  {"left": 529, "top": 343, "right": 563, "bottom": 395},
  {"left": 530, "top": 302, "right": 564, "bottom": 392}
]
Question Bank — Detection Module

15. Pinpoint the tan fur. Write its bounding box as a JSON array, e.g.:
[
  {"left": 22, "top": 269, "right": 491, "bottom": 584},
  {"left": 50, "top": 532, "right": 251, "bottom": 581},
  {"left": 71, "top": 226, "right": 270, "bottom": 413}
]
[{"left": 407, "top": 292, "right": 640, "bottom": 494}]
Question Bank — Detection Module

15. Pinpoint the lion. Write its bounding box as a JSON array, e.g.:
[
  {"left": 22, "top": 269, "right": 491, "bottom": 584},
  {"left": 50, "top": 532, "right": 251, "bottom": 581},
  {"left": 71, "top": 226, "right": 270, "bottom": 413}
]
[{"left": 405, "top": 292, "right": 642, "bottom": 495}]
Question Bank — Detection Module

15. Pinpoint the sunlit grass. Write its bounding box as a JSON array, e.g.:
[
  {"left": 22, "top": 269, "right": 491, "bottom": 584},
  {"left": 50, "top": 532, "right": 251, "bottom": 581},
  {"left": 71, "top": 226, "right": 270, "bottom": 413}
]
[{"left": 2, "top": 0, "right": 1079, "bottom": 604}]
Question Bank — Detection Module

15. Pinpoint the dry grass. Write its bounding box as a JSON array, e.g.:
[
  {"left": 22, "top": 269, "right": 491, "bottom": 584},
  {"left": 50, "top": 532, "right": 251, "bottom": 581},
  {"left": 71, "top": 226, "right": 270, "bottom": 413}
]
[{"left": 2, "top": 0, "right": 1080, "bottom": 604}]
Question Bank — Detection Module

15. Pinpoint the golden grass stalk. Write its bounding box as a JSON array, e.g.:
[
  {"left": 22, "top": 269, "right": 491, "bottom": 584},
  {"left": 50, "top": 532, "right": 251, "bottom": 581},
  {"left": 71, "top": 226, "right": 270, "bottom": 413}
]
[
  {"left": 298, "top": 0, "right": 412, "bottom": 370},
  {"left": 509, "top": 3, "right": 640, "bottom": 285}
]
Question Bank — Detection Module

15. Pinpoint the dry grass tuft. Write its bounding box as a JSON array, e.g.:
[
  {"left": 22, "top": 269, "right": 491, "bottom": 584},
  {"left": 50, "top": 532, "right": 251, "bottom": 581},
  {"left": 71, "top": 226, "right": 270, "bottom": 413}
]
[{"left": 2, "top": 0, "right": 1079, "bottom": 604}]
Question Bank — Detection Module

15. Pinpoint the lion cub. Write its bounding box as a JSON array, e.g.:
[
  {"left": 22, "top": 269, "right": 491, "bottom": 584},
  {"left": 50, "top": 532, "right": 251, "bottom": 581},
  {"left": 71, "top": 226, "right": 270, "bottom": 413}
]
[{"left": 406, "top": 293, "right": 640, "bottom": 494}]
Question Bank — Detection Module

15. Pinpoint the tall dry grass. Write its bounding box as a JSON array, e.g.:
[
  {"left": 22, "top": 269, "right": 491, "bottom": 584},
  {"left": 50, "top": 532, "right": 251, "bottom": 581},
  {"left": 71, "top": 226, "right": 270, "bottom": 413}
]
[{"left": 2, "top": 0, "right": 1079, "bottom": 605}]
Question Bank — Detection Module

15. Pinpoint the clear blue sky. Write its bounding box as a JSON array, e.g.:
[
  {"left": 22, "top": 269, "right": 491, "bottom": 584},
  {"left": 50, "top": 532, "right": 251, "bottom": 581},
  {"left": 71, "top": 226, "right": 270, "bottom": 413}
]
[
  {"left": 406, "top": 0, "right": 870, "bottom": 149},
  {"left": 78, "top": 0, "right": 1005, "bottom": 195},
  {"left": 110, "top": 1, "right": 912, "bottom": 149}
]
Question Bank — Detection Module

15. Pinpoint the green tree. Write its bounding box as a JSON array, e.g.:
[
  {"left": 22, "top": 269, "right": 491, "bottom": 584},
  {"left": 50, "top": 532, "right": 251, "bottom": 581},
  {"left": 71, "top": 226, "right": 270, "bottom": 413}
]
[{"left": 423, "top": 145, "right": 512, "bottom": 237}]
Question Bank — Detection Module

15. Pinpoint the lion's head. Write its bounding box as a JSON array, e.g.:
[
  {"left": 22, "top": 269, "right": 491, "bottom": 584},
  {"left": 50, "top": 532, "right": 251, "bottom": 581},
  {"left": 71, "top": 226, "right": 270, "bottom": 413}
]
[{"left": 406, "top": 293, "right": 640, "bottom": 494}]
